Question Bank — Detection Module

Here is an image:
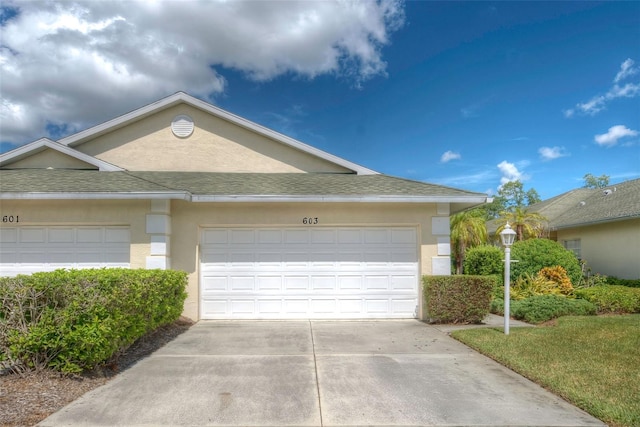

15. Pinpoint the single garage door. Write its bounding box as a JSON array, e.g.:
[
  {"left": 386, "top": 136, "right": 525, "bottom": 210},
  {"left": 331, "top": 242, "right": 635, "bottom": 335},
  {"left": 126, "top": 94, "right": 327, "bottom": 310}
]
[
  {"left": 0, "top": 226, "right": 130, "bottom": 277},
  {"left": 200, "top": 227, "right": 419, "bottom": 319}
]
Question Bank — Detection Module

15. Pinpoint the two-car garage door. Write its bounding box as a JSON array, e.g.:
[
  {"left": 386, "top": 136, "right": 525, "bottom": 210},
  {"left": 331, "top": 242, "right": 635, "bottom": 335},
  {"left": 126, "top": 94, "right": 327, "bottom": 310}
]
[
  {"left": 0, "top": 226, "right": 130, "bottom": 277},
  {"left": 200, "top": 227, "right": 419, "bottom": 319}
]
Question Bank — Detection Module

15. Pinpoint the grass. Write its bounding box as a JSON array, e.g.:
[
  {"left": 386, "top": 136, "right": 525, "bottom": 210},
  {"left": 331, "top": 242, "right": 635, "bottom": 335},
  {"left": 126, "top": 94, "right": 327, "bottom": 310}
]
[{"left": 451, "top": 315, "right": 640, "bottom": 427}]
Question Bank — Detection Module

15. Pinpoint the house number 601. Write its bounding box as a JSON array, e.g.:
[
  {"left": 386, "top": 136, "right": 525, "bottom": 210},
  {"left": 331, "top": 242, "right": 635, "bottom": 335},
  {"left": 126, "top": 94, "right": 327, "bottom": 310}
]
[
  {"left": 2, "top": 215, "right": 19, "bottom": 223},
  {"left": 302, "top": 217, "right": 319, "bottom": 225}
]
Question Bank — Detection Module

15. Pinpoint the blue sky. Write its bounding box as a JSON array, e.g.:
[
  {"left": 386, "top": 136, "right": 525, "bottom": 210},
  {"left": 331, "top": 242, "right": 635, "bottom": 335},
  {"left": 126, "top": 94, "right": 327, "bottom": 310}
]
[{"left": 1, "top": 1, "right": 639, "bottom": 199}]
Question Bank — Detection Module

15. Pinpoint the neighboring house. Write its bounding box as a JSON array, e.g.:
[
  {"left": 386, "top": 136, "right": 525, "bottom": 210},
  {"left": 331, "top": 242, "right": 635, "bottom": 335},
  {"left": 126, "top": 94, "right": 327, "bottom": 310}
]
[
  {"left": 490, "top": 179, "right": 640, "bottom": 280},
  {"left": 0, "top": 92, "right": 488, "bottom": 320}
]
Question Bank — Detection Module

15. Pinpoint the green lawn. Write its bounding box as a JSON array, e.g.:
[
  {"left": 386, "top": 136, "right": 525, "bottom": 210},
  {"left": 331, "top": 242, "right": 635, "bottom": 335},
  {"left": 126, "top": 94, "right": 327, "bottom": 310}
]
[{"left": 451, "top": 315, "right": 640, "bottom": 427}]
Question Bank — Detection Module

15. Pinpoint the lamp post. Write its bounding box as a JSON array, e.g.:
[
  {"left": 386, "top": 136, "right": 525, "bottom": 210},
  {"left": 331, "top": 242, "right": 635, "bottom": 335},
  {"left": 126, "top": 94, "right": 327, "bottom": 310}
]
[{"left": 500, "top": 222, "right": 517, "bottom": 335}]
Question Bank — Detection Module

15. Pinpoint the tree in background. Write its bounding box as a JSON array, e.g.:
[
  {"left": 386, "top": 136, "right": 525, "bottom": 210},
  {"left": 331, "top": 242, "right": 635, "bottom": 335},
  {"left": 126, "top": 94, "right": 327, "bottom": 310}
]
[
  {"left": 583, "top": 173, "right": 610, "bottom": 189},
  {"left": 450, "top": 209, "right": 488, "bottom": 274},
  {"left": 482, "top": 180, "right": 541, "bottom": 219},
  {"left": 496, "top": 206, "right": 548, "bottom": 241}
]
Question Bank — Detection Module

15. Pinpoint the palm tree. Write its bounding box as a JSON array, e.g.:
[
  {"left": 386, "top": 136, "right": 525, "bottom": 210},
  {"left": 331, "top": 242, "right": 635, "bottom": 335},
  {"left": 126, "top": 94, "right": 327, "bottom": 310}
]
[
  {"left": 496, "top": 207, "right": 547, "bottom": 241},
  {"left": 450, "top": 210, "right": 488, "bottom": 274}
]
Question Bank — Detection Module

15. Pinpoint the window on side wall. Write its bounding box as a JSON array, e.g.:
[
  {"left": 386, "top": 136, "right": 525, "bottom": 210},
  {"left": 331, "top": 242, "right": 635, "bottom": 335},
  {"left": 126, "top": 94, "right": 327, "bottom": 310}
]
[{"left": 563, "top": 239, "right": 581, "bottom": 259}]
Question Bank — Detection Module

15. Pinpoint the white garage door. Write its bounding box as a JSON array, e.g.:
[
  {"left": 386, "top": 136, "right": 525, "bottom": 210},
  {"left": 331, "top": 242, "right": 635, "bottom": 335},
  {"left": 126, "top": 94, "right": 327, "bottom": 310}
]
[
  {"left": 200, "top": 227, "right": 419, "bottom": 319},
  {"left": 0, "top": 226, "right": 130, "bottom": 277}
]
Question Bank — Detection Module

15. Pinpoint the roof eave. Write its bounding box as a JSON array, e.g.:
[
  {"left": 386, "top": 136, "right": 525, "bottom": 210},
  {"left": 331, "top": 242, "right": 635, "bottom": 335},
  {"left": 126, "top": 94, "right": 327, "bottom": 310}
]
[
  {"left": 551, "top": 214, "right": 640, "bottom": 230},
  {"left": 0, "top": 192, "right": 189, "bottom": 200},
  {"left": 1, "top": 192, "right": 488, "bottom": 205}
]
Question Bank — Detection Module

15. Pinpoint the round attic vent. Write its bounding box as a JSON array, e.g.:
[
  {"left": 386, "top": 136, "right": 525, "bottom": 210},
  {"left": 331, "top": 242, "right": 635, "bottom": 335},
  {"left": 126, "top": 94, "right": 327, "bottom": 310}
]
[{"left": 171, "top": 115, "right": 194, "bottom": 138}]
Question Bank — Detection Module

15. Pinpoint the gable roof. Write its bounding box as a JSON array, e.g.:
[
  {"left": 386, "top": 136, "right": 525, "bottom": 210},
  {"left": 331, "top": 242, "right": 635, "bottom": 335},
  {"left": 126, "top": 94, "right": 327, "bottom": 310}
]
[
  {"left": 0, "top": 138, "right": 124, "bottom": 171},
  {"left": 486, "top": 178, "right": 640, "bottom": 234},
  {"left": 0, "top": 170, "right": 487, "bottom": 210},
  {"left": 548, "top": 178, "right": 640, "bottom": 229},
  {"left": 54, "top": 92, "right": 377, "bottom": 175}
]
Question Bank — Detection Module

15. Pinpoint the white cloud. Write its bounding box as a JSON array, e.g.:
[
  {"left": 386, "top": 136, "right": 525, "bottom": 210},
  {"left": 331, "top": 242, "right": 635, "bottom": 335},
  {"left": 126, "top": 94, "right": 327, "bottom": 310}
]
[
  {"left": 497, "top": 160, "right": 530, "bottom": 188},
  {"left": 614, "top": 58, "right": 638, "bottom": 83},
  {"left": 538, "top": 146, "right": 568, "bottom": 161},
  {"left": 440, "top": 150, "right": 461, "bottom": 163},
  {"left": 0, "top": 0, "right": 405, "bottom": 144},
  {"left": 565, "top": 58, "right": 640, "bottom": 117},
  {"left": 594, "top": 125, "right": 638, "bottom": 147}
]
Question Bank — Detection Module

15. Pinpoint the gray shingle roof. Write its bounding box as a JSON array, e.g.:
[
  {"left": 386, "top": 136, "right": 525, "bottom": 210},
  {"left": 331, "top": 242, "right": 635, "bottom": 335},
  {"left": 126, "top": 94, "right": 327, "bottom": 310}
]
[
  {"left": 485, "top": 178, "right": 640, "bottom": 233},
  {"left": 0, "top": 170, "right": 486, "bottom": 202},
  {"left": 549, "top": 178, "right": 640, "bottom": 228}
]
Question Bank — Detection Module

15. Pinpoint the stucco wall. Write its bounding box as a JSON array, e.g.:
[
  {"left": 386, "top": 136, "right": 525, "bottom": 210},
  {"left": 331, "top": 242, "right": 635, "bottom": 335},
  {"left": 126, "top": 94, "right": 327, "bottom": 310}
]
[
  {"left": 0, "top": 198, "right": 450, "bottom": 320},
  {"left": 169, "top": 201, "right": 445, "bottom": 320},
  {"left": 76, "top": 104, "right": 352, "bottom": 173},
  {"left": 557, "top": 218, "right": 640, "bottom": 279}
]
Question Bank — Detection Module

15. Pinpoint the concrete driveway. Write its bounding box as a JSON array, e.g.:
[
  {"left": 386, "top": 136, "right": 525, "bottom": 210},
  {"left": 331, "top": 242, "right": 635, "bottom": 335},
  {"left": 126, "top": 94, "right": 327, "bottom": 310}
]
[{"left": 40, "top": 320, "right": 605, "bottom": 426}]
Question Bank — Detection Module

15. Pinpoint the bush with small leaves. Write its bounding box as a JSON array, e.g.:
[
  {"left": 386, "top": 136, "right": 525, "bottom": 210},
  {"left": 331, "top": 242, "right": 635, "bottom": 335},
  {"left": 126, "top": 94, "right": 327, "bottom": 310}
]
[
  {"left": 423, "top": 275, "right": 496, "bottom": 324},
  {"left": 575, "top": 285, "right": 640, "bottom": 314},
  {"left": 510, "top": 295, "right": 597, "bottom": 324},
  {"left": 510, "top": 239, "right": 582, "bottom": 286},
  {"left": 463, "top": 245, "right": 504, "bottom": 282},
  {"left": 0, "top": 268, "right": 188, "bottom": 374}
]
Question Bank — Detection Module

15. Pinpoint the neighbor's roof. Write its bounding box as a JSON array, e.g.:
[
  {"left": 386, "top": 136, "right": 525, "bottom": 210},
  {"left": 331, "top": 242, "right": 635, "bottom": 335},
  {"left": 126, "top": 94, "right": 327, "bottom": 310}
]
[
  {"left": 0, "top": 170, "right": 488, "bottom": 206},
  {"left": 487, "top": 178, "right": 640, "bottom": 232},
  {"left": 548, "top": 178, "right": 640, "bottom": 229}
]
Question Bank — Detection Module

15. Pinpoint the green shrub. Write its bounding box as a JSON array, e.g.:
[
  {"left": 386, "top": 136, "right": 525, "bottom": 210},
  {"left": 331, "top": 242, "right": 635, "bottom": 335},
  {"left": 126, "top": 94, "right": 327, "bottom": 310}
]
[
  {"left": 575, "top": 285, "right": 640, "bottom": 314},
  {"left": 606, "top": 277, "right": 640, "bottom": 288},
  {"left": 0, "top": 268, "right": 188, "bottom": 373},
  {"left": 463, "top": 245, "right": 503, "bottom": 282},
  {"left": 510, "top": 239, "right": 582, "bottom": 286},
  {"left": 423, "top": 275, "right": 496, "bottom": 324},
  {"left": 490, "top": 296, "right": 504, "bottom": 316},
  {"left": 510, "top": 295, "right": 597, "bottom": 324}
]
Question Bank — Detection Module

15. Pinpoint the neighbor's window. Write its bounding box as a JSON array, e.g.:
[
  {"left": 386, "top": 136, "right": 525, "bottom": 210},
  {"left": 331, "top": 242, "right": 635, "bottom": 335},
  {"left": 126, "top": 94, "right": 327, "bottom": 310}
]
[{"left": 563, "top": 239, "right": 581, "bottom": 258}]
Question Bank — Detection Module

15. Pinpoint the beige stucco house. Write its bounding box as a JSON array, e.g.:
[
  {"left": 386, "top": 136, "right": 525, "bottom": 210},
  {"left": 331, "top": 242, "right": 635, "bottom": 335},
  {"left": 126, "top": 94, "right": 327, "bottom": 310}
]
[
  {"left": 0, "top": 92, "right": 488, "bottom": 320},
  {"left": 530, "top": 179, "right": 640, "bottom": 280}
]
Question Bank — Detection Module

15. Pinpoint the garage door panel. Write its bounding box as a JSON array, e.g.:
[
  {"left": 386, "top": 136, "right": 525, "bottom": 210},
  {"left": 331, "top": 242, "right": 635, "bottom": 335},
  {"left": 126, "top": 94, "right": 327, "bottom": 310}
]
[
  {"left": 105, "top": 228, "right": 130, "bottom": 243},
  {"left": 77, "top": 228, "right": 103, "bottom": 243},
  {"left": 48, "top": 228, "right": 75, "bottom": 243},
  {"left": 311, "top": 229, "right": 335, "bottom": 244},
  {"left": 392, "top": 228, "right": 417, "bottom": 244},
  {"left": 284, "top": 229, "right": 308, "bottom": 244},
  {"left": 230, "top": 229, "right": 254, "bottom": 244},
  {"left": 200, "top": 227, "right": 418, "bottom": 319},
  {"left": 365, "top": 299, "right": 389, "bottom": 314},
  {"left": 21, "top": 228, "right": 46, "bottom": 243},
  {"left": 285, "top": 276, "right": 309, "bottom": 290},
  {"left": 392, "top": 276, "right": 418, "bottom": 290},
  {"left": 312, "top": 276, "right": 336, "bottom": 290}
]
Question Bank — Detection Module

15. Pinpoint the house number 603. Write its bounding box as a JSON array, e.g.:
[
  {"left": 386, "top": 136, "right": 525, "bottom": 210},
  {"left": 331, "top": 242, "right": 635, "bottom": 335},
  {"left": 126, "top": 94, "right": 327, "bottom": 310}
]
[{"left": 302, "top": 217, "right": 319, "bottom": 225}]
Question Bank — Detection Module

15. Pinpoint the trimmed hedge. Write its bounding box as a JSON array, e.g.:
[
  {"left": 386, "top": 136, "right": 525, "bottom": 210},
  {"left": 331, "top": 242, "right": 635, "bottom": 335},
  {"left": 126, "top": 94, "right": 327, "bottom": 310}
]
[
  {"left": 574, "top": 285, "right": 640, "bottom": 314},
  {"left": 0, "top": 268, "right": 187, "bottom": 373},
  {"left": 423, "top": 275, "right": 496, "bottom": 324}
]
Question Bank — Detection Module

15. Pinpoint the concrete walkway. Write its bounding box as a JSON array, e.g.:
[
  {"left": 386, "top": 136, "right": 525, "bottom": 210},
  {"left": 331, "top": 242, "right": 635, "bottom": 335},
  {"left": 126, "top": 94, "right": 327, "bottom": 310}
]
[{"left": 40, "top": 319, "right": 604, "bottom": 426}]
